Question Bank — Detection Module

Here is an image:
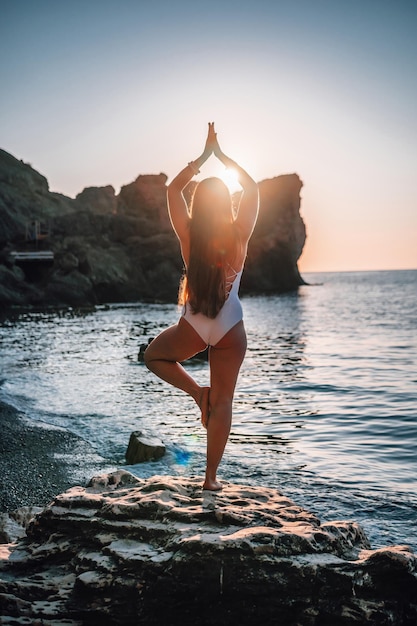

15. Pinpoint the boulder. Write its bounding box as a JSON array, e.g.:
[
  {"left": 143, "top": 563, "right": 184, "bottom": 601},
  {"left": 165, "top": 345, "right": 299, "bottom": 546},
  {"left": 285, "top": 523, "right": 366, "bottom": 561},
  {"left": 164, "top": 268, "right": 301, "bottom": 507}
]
[
  {"left": 44, "top": 269, "right": 95, "bottom": 306},
  {"left": 241, "top": 174, "right": 306, "bottom": 292},
  {"left": 0, "top": 149, "right": 75, "bottom": 246},
  {"left": 0, "top": 507, "right": 43, "bottom": 543},
  {"left": 125, "top": 431, "right": 166, "bottom": 463},
  {"left": 0, "top": 471, "right": 415, "bottom": 625},
  {"left": 55, "top": 250, "right": 79, "bottom": 273},
  {"left": 75, "top": 185, "right": 117, "bottom": 215},
  {"left": 118, "top": 173, "right": 169, "bottom": 224},
  {"left": 0, "top": 263, "right": 42, "bottom": 306}
]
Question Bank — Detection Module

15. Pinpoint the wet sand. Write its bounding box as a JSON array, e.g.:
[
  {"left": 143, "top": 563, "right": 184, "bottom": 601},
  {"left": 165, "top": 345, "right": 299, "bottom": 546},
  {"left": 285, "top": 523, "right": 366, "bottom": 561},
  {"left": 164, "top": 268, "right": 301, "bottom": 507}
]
[{"left": 0, "top": 400, "right": 114, "bottom": 512}]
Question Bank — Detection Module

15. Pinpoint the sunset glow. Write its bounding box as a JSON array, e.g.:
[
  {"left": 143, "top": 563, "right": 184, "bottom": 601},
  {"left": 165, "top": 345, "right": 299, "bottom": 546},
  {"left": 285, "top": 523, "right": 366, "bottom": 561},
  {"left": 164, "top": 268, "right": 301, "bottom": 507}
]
[
  {"left": 1, "top": 1, "right": 416, "bottom": 272},
  {"left": 220, "top": 167, "right": 240, "bottom": 194}
]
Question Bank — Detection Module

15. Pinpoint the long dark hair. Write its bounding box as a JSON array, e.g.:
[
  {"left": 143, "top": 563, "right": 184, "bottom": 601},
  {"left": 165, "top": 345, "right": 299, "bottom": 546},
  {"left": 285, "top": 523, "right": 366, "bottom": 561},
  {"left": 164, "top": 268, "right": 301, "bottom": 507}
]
[{"left": 179, "top": 177, "right": 240, "bottom": 318}]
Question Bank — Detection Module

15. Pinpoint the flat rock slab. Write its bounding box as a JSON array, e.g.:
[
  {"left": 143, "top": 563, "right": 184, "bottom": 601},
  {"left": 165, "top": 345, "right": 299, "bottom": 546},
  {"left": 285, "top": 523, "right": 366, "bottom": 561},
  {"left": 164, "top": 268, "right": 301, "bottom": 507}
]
[{"left": 0, "top": 470, "right": 416, "bottom": 625}]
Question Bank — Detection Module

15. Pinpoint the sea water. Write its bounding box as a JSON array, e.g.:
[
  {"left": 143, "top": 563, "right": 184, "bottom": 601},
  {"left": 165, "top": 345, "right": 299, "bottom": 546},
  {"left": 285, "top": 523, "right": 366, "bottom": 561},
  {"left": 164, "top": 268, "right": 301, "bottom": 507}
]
[{"left": 1, "top": 269, "right": 416, "bottom": 550}]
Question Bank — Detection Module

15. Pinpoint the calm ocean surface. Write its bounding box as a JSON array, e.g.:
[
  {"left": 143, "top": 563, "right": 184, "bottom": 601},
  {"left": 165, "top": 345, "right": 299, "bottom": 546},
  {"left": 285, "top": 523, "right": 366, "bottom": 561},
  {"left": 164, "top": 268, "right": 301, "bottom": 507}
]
[{"left": 1, "top": 270, "right": 416, "bottom": 550}]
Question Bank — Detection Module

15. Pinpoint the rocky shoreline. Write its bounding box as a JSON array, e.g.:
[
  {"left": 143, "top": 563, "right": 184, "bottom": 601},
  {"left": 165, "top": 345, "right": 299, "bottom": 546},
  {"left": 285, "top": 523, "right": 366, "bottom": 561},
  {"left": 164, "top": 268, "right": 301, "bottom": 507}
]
[
  {"left": 0, "top": 405, "right": 416, "bottom": 625},
  {"left": 0, "top": 470, "right": 416, "bottom": 625},
  {"left": 0, "top": 148, "right": 306, "bottom": 308}
]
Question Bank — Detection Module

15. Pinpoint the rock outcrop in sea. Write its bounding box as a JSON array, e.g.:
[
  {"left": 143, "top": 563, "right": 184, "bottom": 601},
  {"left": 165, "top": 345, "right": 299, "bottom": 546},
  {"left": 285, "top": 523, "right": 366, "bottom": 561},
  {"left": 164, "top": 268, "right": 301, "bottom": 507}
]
[
  {"left": 0, "top": 148, "right": 306, "bottom": 307},
  {"left": 0, "top": 471, "right": 415, "bottom": 625}
]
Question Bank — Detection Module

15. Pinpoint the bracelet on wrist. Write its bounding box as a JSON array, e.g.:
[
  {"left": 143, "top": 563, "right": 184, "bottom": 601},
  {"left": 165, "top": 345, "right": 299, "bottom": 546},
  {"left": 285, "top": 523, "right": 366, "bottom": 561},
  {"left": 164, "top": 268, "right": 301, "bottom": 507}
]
[{"left": 188, "top": 161, "right": 200, "bottom": 175}]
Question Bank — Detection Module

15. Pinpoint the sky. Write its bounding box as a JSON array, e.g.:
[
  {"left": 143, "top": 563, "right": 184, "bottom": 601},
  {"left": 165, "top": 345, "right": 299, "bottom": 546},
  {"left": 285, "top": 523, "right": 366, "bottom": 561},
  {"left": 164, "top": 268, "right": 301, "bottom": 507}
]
[{"left": 1, "top": 0, "right": 416, "bottom": 273}]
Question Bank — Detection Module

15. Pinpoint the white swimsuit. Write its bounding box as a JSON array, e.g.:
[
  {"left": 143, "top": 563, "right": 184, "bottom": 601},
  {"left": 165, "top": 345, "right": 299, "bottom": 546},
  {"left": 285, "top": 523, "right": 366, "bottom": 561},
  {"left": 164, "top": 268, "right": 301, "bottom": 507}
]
[{"left": 182, "top": 269, "right": 243, "bottom": 346}]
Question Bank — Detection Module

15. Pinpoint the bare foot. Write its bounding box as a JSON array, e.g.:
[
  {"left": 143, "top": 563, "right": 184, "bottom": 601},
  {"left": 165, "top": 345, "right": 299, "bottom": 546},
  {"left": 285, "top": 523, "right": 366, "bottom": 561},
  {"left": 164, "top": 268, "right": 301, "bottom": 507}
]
[
  {"left": 202, "top": 479, "right": 223, "bottom": 491},
  {"left": 199, "top": 386, "right": 210, "bottom": 429}
]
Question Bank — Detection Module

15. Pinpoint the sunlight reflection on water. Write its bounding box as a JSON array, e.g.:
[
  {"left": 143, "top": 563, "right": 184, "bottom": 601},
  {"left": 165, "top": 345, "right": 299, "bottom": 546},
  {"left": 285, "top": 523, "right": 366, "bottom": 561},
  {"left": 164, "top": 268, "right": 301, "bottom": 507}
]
[{"left": 1, "top": 270, "right": 416, "bottom": 549}]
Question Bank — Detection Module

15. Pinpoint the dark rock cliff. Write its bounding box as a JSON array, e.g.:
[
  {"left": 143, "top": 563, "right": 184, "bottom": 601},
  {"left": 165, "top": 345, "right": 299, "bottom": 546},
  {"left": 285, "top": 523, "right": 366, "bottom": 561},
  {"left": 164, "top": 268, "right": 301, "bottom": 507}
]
[{"left": 0, "top": 149, "right": 306, "bottom": 308}]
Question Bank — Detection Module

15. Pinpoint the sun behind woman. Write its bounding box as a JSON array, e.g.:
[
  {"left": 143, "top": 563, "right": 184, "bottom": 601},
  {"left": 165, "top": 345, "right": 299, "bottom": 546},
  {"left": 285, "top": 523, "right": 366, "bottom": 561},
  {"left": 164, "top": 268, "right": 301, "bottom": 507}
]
[{"left": 219, "top": 166, "right": 240, "bottom": 193}]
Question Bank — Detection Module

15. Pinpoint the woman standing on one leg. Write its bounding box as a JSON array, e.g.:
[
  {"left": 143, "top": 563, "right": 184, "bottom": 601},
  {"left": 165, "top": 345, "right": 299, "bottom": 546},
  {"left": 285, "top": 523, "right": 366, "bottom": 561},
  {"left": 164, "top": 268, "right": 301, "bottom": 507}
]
[{"left": 144, "top": 123, "right": 259, "bottom": 490}]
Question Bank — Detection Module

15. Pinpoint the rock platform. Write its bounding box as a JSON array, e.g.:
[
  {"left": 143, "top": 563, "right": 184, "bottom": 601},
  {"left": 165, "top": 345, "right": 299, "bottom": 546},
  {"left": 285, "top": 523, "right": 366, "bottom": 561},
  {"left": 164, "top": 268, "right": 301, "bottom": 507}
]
[{"left": 0, "top": 470, "right": 416, "bottom": 625}]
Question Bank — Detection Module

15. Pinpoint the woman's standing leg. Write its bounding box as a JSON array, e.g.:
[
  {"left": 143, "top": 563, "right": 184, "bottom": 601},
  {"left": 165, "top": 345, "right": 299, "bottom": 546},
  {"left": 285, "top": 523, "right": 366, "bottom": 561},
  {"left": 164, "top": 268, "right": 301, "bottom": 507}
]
[{"left": 204, "top": 321, "right": 247, "bottom": 490}]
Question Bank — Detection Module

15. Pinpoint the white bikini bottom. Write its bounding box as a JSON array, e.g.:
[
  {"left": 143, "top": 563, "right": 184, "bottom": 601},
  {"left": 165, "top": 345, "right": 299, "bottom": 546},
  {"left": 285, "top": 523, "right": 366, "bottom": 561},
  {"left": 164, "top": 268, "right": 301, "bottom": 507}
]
[{"left": 182, "top": 292, "right": 243, "bottom": 346}]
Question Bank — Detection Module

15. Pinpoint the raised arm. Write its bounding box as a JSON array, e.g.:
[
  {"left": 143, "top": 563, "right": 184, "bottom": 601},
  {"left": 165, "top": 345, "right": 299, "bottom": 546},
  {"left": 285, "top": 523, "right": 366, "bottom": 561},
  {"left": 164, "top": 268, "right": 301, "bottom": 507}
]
[
  {"left": 212, "top": 130, "right": 259, "bottom": 241},
  {"left": 167, "top": 123, "right": 215, "bottom": 242}
]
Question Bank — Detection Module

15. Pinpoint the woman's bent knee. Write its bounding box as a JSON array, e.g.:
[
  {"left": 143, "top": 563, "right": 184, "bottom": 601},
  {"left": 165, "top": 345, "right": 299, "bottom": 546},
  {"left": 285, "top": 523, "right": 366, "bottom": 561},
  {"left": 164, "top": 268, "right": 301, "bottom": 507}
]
[{"left": 143, "top": 344, "right": 157, "bottom": 369}]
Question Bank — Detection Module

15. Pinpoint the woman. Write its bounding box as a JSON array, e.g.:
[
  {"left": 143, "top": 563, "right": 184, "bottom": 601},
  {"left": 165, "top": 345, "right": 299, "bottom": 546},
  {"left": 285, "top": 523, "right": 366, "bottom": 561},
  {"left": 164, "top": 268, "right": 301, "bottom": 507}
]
[{"left": 144, "top": 123, "right": 259, "bottom": 491}]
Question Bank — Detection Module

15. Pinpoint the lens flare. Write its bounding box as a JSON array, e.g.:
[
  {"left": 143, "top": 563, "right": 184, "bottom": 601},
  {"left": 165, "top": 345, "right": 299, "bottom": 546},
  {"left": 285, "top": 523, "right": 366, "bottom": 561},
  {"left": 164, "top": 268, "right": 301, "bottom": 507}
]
[{"left": 174, "top": 448, "right": 192, "bottom": 466}]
